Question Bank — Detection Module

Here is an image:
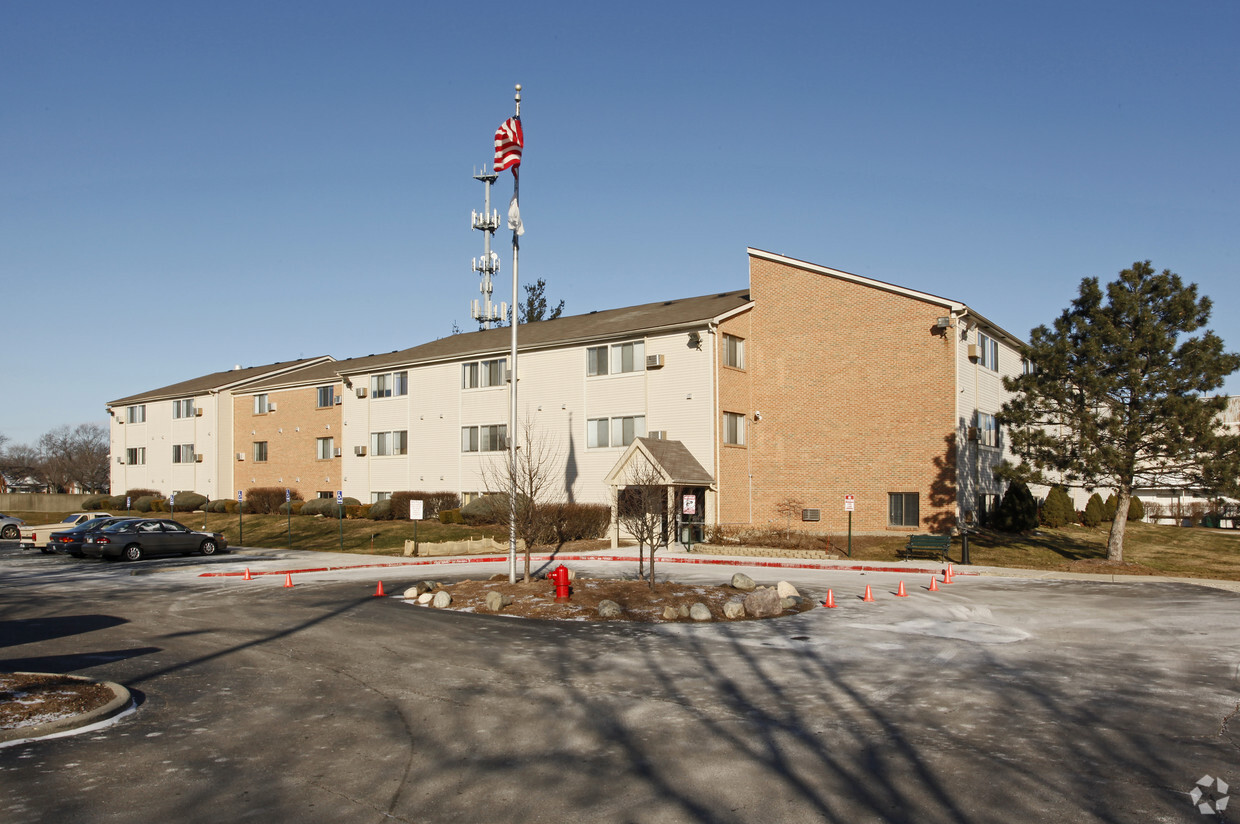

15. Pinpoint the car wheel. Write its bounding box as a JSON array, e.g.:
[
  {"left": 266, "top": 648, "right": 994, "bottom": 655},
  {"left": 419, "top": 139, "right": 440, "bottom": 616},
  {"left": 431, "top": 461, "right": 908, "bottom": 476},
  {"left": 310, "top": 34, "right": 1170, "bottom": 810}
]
[
  {"left": 124, "top": 544, "right": 144, "bottom": 562},
  {"left": 0, "top": 525, "right": 17, "bottom": 539},
  {"left": 200, "top": 539, "right": 218, "bottom": 556},
  {"left": 40, "top": 547, "right": 54, "bottom": 554}
]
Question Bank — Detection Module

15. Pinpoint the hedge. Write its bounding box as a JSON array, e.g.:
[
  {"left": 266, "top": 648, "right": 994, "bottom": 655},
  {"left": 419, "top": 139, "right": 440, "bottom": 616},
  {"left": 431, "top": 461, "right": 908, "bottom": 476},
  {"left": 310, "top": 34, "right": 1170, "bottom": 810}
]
[{"left": 244, "top": 487, "right": 304, "bottom": 515}]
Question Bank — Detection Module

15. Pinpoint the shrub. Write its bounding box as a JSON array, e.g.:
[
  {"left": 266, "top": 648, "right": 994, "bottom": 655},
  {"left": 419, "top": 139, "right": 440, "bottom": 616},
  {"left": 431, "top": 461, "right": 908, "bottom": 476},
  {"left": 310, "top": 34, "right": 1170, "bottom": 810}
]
[
  {"left": 368, "top": 499, "right": 393, "bottom": 520},
  {"left": 461, "top": 494, "right": 510, "bottom": 525},
  {"left": 171, "top": 492, "right": 208, "bottom": 512},
  {"left": 343, "top": 504, "right": 368, "bottom": 519},
  {"left": 1040, "top": 486, "right": 1074, "bottom": 528},
  {"left": 244, "top": 487, "right": 303, "bottom": 515},
  {"left": 101, "top": 495, "right": 127, "bottom": 511},
  {"left": 150, "top": 499, "right": 167, "bottom": 512},
  {"left": 133, "top": 495, "right": 159, "bottom": 513},
  {"left": 1128, "top": 496, "right": 1145, "bottom": 521},
  {"left": 546, "top": 502, "right": 611, "bottom": 543},
  {"left": 278, "top": 501, "right": 305, "bottom": 515},
  {"left": 438, "top": 508, "right": 464, "bottom": 524},
  {"left": 1083, "top": 493, "right": 1104, "bottom": 528},
  {"left": 993, "top": 481, "right": 1039, "bottom": 533},
  {"left": 389, "top": 491, "right": 461, "bottom": 521},
  {"left": 207, "top": 499, "right": 230, "bottom": 513},
  {"left": 124, "top": 488, "right": 161, "bottom": 501},
  {"left": 1103, "top": 494, "right": 1118, "bottom": 522},
  {"left": 299, "top": 498, "right": 335, "bottom": 516},
  {"left": 81, "top": 494, "right": 110, "bottom": 511}
]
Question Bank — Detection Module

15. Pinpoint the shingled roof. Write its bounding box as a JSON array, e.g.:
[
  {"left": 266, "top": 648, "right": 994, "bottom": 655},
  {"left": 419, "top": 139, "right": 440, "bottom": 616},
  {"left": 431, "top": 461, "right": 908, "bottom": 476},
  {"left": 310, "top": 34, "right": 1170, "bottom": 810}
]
[
  {"left": 107, "top": 356, "right": 333, "bottom": 406},
  {"left": 335, "top": 289, "right": 752, "bottom": 375}
]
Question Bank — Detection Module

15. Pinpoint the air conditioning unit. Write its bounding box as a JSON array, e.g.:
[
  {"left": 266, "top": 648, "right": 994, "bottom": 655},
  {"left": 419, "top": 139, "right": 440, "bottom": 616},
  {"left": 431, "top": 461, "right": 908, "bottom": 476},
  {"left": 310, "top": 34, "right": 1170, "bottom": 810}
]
[
  {"left": 354, "top": 446, "right": 367, "bottom": 456},
  {"left": 646, "top": 354, "right": 665, "bottom": 369},
  {"left": 648, "top": 430, "right": 668, "bottom": 440},
  {"left": 334, "top": 395, "right": 342, "bottom": 405},
  {"left": 333, "top": 447, "right": 342, "bottom": 457},
  {"left": 195, "top": 408, "right": 204, "bottom": 417},
  {"left": 195, "top": 454, "right": 204, "bottom": 462},
  {"left": 802, "top": 509, "right": 821, "bottom": 522},
  {"left": 236, "top": 452, "right": 246, "bottom": 461},
  {"left": 356, "top": 387, "right": 368, "bottom": 398},
  {"left": 967, "top": 343, "right": 979, "bottom": 360},
  {"left": 116, "top": 456, "right": 124, "bottom": 464},
  {"left": 967, "top": 426, "right": 979, "bottom": 442},
  {"left": 268, "top": 402, "right": 277, "bottom": 412}
]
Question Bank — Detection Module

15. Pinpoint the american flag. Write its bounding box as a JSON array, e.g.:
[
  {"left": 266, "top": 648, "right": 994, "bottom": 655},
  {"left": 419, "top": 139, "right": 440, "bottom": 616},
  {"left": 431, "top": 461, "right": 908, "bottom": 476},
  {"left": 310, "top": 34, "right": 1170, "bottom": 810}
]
[{"left": 494, "top": 117, "right": 523, "bottom": 172}]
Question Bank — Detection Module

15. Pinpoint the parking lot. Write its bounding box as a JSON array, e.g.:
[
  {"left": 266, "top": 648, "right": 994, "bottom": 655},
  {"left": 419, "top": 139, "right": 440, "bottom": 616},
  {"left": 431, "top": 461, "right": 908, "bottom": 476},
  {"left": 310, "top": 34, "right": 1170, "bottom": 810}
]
[{"left": 2, "top": 539, "right": 1239, "bottom": 823}]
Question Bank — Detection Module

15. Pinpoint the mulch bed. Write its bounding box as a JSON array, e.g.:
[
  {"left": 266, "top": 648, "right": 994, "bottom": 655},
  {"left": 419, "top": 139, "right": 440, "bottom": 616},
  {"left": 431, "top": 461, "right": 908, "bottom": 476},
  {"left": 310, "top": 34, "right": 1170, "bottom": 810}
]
[{"left": 0, "top": 673, "right": 115, "bottom": 731}]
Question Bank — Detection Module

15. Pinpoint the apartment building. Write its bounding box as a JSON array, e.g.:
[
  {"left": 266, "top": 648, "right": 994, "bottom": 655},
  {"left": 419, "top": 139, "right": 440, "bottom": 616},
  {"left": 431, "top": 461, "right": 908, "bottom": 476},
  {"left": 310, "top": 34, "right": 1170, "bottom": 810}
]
[
  {"left": 105, "top": 250, "right": 1027, "bottom": 534},
  {"left": 106, "top": 357, "right": 333, "bottom": 500}
]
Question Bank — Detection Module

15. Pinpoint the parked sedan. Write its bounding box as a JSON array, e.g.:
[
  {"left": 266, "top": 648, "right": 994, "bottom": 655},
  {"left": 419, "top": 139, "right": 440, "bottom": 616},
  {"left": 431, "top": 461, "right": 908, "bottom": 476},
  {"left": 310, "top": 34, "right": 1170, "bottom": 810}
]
[
  {"left": 47, "top": 517, "right": 142, "bottom": 557},
  {"left": 0, "top": 513, "right": 25, "bottom": 540},
  {"left": 81, "top": 518, "right": 227, "bottom": 561}
]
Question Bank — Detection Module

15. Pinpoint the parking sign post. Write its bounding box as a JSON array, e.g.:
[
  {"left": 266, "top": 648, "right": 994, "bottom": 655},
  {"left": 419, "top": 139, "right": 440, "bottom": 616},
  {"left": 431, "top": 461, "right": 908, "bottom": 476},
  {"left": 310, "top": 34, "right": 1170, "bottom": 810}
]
[
  {"left": 844, "top": 495, "right": 855, "bottom": 558},
  {"left": 337, "top": 491, "right": 344, "bottom": 552},
  {"left": 286, "top": 488, "right": 292, "bottom": 550},
  {"left": 237, "top": 490, "right": 244, "bottom": 547}
]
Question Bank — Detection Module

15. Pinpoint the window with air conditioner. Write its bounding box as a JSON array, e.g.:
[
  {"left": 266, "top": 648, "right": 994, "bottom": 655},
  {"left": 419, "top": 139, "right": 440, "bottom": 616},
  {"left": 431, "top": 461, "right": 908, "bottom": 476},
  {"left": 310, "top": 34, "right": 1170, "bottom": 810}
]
[
  {"left": 172, "top": 398, "right": 195, "bottom": 419},
  {"left": 254, "top": 394, "right": 269, "bottom": 415},
  {"left": 586, "top": 341, "right": 645, "bottom": 376},
  {"left": 317, "top": 437, "right": 335, "bottom": 460},
  {"left": 172, "top": 443, "right": 195, "bottom": 464},
  {"left": 317, "top": 386, "right": 335, "bottom": 408},
  {"left": 978, "top": 333, "right": 999, "bottom": 372}
]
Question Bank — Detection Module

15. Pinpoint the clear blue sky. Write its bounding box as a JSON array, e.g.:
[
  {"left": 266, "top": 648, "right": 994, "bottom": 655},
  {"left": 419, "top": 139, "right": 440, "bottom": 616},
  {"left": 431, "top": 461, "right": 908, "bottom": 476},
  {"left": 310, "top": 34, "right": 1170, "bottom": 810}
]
[{"left": 3, "top": 1, "right": 1238, "bottom": 446}]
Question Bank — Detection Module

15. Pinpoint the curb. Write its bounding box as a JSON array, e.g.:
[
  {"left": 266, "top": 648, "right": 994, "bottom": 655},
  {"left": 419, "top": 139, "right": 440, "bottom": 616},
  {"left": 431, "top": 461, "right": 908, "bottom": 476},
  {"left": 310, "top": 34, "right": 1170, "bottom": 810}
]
[{"left": 0, "top": 673, "right": 132, "bottom": 744}]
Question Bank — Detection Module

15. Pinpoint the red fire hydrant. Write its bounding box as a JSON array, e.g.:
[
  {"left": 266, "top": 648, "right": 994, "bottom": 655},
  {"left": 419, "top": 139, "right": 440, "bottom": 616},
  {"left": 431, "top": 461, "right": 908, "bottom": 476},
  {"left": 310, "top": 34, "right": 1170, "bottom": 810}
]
[{"left": 550, "top": 564, "right": 572, "bottom": 602}]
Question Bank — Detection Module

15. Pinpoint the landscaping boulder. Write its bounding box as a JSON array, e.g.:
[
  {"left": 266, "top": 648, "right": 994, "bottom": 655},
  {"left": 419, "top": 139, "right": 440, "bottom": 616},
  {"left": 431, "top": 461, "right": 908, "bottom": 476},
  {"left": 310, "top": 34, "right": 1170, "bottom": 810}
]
[
  {"left": 743, "top": 588, "right": 783, "bottom": 618},
  {"left": 731, "top": 573, "right": 757, "bottom": 592},
  {"left": 485, "top": 590, "right": 509, "bottom": 612},
  {"left": 598, "top": 600, "right": 622, "bottom": 619},
  {"left": 417, "top": 592, "right": 434, "bottom": 605},
  {"left": 776, "top": 581, "right": 800, "bottom": 599},
  {"left": 723, "top": 600, "right": 746, "bottom": 619},
  {"left": 689, "top": 603, "right": 712, "bottom": 622},
  {"left": 432, "top": 590, "right": 452, "bottom": 608},
  {"left": 678, "top": 604, "right": 690, "bottom": 618},
  {"left": 662, "top": 606, "right": 678, "bottom": 621}
]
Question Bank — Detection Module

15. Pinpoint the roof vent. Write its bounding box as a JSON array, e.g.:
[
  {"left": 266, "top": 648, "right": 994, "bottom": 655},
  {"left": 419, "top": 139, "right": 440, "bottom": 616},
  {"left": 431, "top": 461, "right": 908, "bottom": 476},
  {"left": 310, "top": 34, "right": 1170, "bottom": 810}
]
[{"left": 233, "top": 364, "right": 242, "bottom": 370}]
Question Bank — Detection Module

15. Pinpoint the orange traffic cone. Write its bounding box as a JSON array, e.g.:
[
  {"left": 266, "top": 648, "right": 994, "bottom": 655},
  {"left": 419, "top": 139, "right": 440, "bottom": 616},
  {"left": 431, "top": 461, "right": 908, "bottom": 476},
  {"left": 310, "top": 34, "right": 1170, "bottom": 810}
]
[
  {"left": 823, "top": 589, "right": 837, "bottom": 608},
  {"left": 943, "top": 565, "right": 954, "bottom": 585},
  {"left": 283, "top": 573, "right": 294, "bottom": 588},
  {"left": 242, "top": 568, "right": 252, "bottom": 581},
  {"left": 374, "top": 580, "right": 386, "bottom": 597},
  {"left": 928, "top": 576, "right": 939, "bottom": 592},
  {"left": 862, "top": 585, "right": 875, "bottom": 602},
  {"left": 896, "top": 580, "right": 908, "bottom": 597}
]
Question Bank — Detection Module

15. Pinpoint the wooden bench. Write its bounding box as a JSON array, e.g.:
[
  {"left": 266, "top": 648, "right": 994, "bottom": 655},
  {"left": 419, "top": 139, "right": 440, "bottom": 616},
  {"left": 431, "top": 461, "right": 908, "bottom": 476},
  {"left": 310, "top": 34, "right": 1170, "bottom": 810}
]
[{"left": 903, "top": 534, "right": 951, "bottom": 562}]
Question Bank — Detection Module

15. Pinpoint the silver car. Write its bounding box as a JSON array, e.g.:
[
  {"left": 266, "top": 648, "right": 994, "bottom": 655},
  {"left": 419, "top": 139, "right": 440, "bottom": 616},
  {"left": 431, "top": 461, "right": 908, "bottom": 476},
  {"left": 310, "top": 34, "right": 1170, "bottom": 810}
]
[{"left": 0, "top": 513, "right": 25, "bottom": 540}]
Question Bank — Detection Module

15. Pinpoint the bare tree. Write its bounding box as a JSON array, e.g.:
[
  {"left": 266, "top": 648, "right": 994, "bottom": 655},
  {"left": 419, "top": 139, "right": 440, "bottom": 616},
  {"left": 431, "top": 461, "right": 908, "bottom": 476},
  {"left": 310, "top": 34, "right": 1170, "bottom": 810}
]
[
  {"left": 774, "top": 495, "right": 806, "bottom": 536},
  {"left": 481, "top": 417, "right": 562, "bottom": 583},
  {"left": 616, "top": 454, "right": 674, "bottom": 591},
  {"left": 39, "top": 423, "right": 110, "bottom": 493}
]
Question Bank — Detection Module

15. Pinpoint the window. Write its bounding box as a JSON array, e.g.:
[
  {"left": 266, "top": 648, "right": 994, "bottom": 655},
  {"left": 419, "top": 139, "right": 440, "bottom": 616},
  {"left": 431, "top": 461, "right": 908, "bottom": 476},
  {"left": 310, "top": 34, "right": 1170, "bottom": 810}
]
[
  {"left": 461, "top": 491, "right": 482, "bottom": 505},
  {"left": 888, "top": 492, "right": 919, "bottom": 527},
  {"left": 724, "top": 411, "right": 746, "bottom": 446},
  {"left": 317, "top": 386, "right": 335, "bottom": 408},
  {"left": 371, "top": 492, "right": 391, "bottom": 503},
  {"left": 370, "top": 371, "right": 408, "bottom": 398},
  {"left": 125, "top": 447, "right": 145, "bottom": 466},
  {"left": 253, "top": 441, "right": 268, "bottom": 462},
  {"left": 172, "top": 399, "right": 195, "bottom": 419},
  {"left": 977, "top": 412, "right": 999, "bottom": 448},
  {"left": 173, "top": 443, "right": 195, "bottom": 464},
  {"left": 587, "top": 415, "right": 646, "bottom": 448},
  {"left": 370, "top": 431, "right": 408, "bottom": 457},
  {"left": 978, "top": 333, "right": 999, "bottom": 371},
  {"left": 462, "top": 359, "right": 507, "bottom": 388},
  {"left": 126, "top": 405, "right": 146, "bottom": 424},
  {"left": 317, "top": 437, "right": 335, "bottom": 460},
  {"left": 317, "top": 491, "right": 333, "bottom": 499},
  {"left": 461, "top": 424, "right": 507, "bottom": 452},
  {"left": 254, "top": 394, "right": 269, "bottom": 414},
  {"left": 723, "top": 334, "right": 745, "bottom": 369},
  {"left": 587, "top": 342, "right": 645, "bottom": 376},
  {"left": 977, "top": 493, "right": 999, "bottom": 526}
]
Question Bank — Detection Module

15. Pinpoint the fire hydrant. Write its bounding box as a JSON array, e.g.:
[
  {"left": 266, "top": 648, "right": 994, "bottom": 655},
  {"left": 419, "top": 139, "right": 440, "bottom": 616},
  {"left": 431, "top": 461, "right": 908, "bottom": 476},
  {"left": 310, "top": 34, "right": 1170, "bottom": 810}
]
[{"left": 550, "top": 564, "right": 572, "bottom": 602}]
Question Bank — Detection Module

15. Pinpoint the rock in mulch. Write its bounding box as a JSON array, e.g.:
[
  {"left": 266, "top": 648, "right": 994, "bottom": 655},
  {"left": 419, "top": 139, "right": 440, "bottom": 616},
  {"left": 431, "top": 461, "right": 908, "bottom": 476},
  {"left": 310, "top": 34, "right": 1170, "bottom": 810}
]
[
  {"left": 743, "top": 587, "right": 783, "bottom": 618},
  {"left": 598, "top": 600, "right": 622, "bottom": 619},
  {"left": 731, "top": 573, "right": 757, "bottom": 592},
  {"left": 776, "top": 581, "right": 800, "bottom": 599},
  {"left": 662, "top": 606, "right": 678, "bottom": 621},
  {"left": 780, "top": 597, "right": 798, "bottom": 609},
  {"left": 677, "top": 604, "right": 690, "bottom": 618},
  {"left": 485, "top": 591, "right": 515, "bottom": 612},
  {"left": 689, "top": 603, "right": 712, "bottom": 621},
  {"left": 431, "top": 590, "right": 452, "bottom": 608},
  {"left": 417, "top": 592, "right": 434, "bottom": 605},
  {"left": 723, "top": 600, "right": 746, "bottom": 619}
]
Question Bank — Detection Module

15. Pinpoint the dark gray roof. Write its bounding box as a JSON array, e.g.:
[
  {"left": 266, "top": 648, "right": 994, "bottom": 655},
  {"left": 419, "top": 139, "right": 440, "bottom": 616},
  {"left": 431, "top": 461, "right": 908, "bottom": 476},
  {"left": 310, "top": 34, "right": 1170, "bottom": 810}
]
[
  {"left": 636, "top": 437, "right": 715, "bottom": 485},
  {"left": 108, "top": 357, "right": 333, "bottom": 406},
  {"left": 241, "top": 359, "right": 346, "bottom": 393},
  {"left": 336, "top": 289, "right": 752, "bottom": 375}
]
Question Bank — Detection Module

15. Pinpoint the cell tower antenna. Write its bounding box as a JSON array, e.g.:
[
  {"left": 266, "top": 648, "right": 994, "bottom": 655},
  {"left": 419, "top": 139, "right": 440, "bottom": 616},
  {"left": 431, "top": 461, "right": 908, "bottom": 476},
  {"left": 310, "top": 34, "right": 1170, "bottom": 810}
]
[{"left": 470, "top": 165, "right": 502, "bottom": 328}]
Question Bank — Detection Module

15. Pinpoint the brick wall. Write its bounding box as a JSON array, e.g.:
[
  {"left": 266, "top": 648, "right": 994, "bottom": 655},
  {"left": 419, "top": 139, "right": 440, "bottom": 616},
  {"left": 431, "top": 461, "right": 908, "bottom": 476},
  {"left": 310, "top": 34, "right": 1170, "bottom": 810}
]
[
  {"left": 233, "top": 384, "right": 343, "bottom": 501},
  {"left": 743, "top": 255, "right": 958, "bottom": 534}
]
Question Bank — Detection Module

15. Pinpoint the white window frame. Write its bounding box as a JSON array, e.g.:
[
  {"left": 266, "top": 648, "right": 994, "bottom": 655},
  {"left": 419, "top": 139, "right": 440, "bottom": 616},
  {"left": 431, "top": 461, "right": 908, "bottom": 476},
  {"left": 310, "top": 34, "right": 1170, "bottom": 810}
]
[
  {"left": 587, "top": 415, "right": 646, "bottom": 448},
  {"left": 978, "top": 333, "right": 999, "bottom": 372},
  {"left": 173, "top": 443, "right": 195, "bottom": 464},
  {"left": 125, "top": 447, "right": 146, "bottom": 466},
  {"left": 172, "top": 398, "right": 195, "bottom": 419},
  {"left": 723, "top": 411, "right": 746, "bottom": 446},
  {"left": 371, "top": 492, "right": 391, "bottom": 503},
  {"left": 317, "top": 386, "right": 335, "bottom": 408},
  {"left": 254, "top": 394, "right": 269, "bottom": 415},
  {"left": 253, "top": 441, "right": 268, "bottom": 463},
  {"left": 888, "top": 492, "right": 919, "bottom": 527},
  {"left": 610, "top": 341, "right": 645, "bottom": 375},
  {"left": 317, "top": 437, "right": 335, "bottom": 460},
  {"left": 461, "top": 424, "right": 507, "bottom": 452},
  {"left": 586, "top": 346, "right": 609, "bottom": 377},
  {"left": 462, "top": 359, "right": 507, "bottom": 389},
  {"left": 370, "top": 430, "right": 408, "bottom": 457},
  {"left": 126, "top": 405, "right": 146, "bottom": 424},
  {"left": 977, "top": 412, "right": 999, "bottom": 448}
]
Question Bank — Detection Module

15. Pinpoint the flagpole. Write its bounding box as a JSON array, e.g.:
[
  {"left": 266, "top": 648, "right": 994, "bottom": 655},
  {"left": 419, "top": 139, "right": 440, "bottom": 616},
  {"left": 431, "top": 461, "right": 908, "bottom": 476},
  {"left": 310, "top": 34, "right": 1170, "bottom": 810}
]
[{"left": 508, "top": 83, "right": 521, "bottom": 584}]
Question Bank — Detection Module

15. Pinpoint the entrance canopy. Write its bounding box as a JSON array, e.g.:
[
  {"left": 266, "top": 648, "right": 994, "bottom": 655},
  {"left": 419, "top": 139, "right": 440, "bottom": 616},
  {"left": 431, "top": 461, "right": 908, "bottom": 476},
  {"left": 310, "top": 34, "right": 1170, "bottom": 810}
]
[{"left": 604, "top": 437, "right": 715, "bottom": 489}]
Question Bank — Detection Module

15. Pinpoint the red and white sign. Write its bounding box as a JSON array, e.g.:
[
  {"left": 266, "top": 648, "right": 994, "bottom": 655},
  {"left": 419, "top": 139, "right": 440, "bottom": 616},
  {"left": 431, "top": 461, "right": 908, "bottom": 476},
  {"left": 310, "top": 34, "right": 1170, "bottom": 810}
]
[
  {"left": 682, "top": 494, "right": 697, "bottom": 516},
  {"left": 844, "top": 494, "right": 855, "bottom": 512}
]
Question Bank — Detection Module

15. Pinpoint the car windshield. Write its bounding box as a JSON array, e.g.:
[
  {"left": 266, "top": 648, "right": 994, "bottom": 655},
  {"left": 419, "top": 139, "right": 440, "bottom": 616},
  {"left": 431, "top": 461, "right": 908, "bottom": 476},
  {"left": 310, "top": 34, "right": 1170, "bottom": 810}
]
[
  {"left": 100, "top": 519, "right": 142, "bottom": 532},
  {"left": 61, "top": 516, "right": 81, "bottom": 523}
]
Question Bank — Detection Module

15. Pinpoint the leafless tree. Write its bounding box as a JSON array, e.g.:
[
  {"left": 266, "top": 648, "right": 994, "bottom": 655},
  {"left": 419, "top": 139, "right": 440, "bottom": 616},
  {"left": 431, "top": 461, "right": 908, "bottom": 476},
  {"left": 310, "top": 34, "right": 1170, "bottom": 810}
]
[
  {"left": 616, "top": 454, "right": 673, "bottom": 591},
  {"left": 481, "top": 417, "right": 563, "bottom": 583},
  {"left": 39, "top": 423, "right": 110, "bottom": 493},
  {"left": 774, "top": 495, "right": 806, "bottom": 536}
]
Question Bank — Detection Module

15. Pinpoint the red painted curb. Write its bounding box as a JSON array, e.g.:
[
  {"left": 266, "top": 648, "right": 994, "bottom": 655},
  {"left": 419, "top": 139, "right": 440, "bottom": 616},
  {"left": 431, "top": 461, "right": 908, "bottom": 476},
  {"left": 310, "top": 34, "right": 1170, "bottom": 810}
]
[{"left": 199, "top": 554, "right": 962, "bottom": 579}]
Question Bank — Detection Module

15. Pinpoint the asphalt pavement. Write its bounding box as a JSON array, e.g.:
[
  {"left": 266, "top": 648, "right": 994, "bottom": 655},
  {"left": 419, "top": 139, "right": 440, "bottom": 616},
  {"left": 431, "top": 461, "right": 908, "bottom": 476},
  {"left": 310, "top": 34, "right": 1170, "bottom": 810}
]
[{"left": 1, "top": 539, "right": 1238, "bottom": 823}]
